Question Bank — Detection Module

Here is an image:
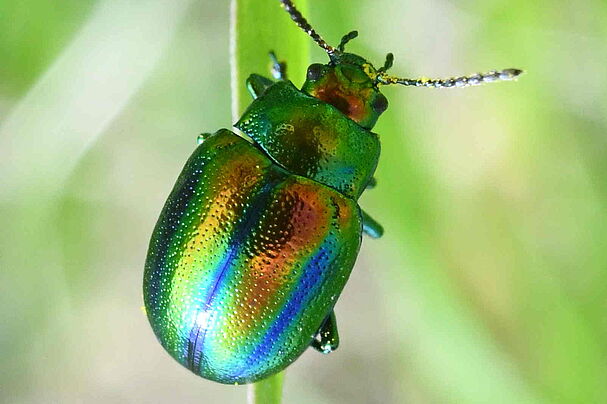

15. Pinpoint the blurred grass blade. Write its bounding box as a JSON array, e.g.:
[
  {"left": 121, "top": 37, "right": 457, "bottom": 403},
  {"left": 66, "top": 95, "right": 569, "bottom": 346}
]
[
  {"left": 0, "top": 0, "right": 194, "bottom": 393},
  {"left": 230, "top": 0, "right": 309, "bottom": 402},
  {"left": 0, "top": 0, "right": 194, "bottom": 196},
  {"left": 230, "top": 0, "right": 309, "bottom": 121}
]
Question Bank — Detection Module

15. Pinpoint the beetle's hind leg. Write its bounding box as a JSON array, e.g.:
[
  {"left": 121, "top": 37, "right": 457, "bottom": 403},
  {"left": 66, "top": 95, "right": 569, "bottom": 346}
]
[
  {"left": 362, "top": 210, "right": 384, "bottom": 238},
  {"left": 269, "top": 51, "right": 287, "bottom": 80},
  {"left": 311, "top": 310, "right": 339, "bottom": 354}
]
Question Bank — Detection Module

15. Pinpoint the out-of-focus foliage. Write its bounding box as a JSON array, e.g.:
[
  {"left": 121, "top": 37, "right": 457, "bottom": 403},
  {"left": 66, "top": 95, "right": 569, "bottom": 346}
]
[
  {"left": 1, "top": 0, "right": 606, "bottom": 403},
  {"left": 0, "top": 0, "right": 96, "bottom": 94}
]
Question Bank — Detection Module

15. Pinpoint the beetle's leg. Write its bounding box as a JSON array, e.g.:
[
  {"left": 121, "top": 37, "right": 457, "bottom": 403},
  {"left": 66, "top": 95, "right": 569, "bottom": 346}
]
[
  {"left": 269, "top": 51, "right": 287, "bottom": 80},
  {"left": 311, "top": 311, "right": 339, "bottom": 354},
  {"left": 245, "top": 52, "right": 287, "bottom": 99},
  {"left": 246, "top": 74, "right": 275, "bottom": 99},
  {"left": 366, "top": 176, "right": 377, "bottom": 189},
  {"left": 362, "top": 210, "right": 384, "bottom": 238}
]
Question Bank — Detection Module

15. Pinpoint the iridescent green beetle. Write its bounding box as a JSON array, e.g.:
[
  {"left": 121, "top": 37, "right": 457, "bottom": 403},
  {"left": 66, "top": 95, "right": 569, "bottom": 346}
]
[{"left": 143, "top": 0, "right": 522, "bottom": 384}]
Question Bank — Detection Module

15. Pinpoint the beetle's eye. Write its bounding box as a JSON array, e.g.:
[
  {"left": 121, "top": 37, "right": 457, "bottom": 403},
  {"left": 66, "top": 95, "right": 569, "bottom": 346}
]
[
  {"left": 372, "top": 94, "right": 388, "bottom": 114},
  {"left": 307, "top": 64, "right": 324, "bottom": 81}
]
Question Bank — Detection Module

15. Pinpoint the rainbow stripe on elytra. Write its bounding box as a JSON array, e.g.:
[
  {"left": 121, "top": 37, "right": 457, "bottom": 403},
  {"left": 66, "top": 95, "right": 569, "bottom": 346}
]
[{"left": 144, "top": 130, "right": 362, "bottom": 384}]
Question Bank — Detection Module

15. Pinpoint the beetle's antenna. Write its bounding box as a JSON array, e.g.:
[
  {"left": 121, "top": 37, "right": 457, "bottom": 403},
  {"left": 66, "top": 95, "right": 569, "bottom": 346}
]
[
  {"left": 377, "top": 68, "right": 523, "bottom": 88},
  {"left": 279, "top": 0, "right": 337, "bottom": 56}
]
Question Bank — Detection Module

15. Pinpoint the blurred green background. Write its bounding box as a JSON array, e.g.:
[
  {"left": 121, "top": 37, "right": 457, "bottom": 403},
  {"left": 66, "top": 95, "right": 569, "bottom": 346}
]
[{"left": 2, "top": 0, "right": 606, "bottom": 403}]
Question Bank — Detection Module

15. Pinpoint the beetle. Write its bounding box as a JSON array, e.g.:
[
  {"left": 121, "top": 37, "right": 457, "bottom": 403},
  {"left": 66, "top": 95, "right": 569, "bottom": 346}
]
[{"left": 143, "top": 0, "right": 522, "bottom": 385}]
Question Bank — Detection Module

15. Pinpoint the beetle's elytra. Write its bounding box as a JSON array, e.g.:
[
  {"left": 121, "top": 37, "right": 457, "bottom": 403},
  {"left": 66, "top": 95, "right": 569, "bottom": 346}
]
[{"left": 143, "top": 0, "right": 522, "bottom": 384}]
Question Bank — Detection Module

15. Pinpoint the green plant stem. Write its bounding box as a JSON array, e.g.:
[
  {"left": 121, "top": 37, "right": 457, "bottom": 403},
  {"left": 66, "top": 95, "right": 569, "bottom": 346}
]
[
  {"left": 247, "top": 372, "right": 285, "bottom": 404},
  {"left": 230, "top": 0, "right": 309, "bottom": 120},
  {"left": 229, "top": 0, "right": 309, "bottom": 403}
]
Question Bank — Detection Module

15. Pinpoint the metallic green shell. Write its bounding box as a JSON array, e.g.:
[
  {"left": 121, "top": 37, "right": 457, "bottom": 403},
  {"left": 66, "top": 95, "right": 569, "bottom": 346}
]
[
  {"left": 144, "top": 129, "right": 362, "bottom": 384},
  {"left": 235, "top": 81, "right": 380, "bottom": 199}
]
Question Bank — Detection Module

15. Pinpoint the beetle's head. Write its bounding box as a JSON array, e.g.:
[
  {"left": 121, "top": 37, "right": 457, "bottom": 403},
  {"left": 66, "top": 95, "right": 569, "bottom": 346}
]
[
  {"left": 279, "top": 0, "right": 522, "bottom": 130},
  {"left": 302, "top": 46, "right": 390, "bottom": 129}
]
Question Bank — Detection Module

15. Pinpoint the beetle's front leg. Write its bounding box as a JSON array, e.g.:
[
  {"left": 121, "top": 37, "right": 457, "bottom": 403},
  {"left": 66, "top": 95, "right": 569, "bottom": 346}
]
[
  {"left": 269, "top": 51, "right": 287, "bottom": 80},
  {"left": 246, "top": 74, "right": 275, "bottom": 99},
  {"left": 245, "top": 52, "right": 288, "bottom": 99},
  {"left": 311, "top": 310, "right": 339, "bottom": 354},
  {"left": 361, "top": 210, "right": 383, "bottom": 238}
]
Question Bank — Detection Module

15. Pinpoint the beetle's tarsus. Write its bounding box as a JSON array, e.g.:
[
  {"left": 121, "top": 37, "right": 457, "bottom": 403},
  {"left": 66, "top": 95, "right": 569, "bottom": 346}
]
[
  {"left": 311, "top": 311, "right": 339, "bottom": 354},
  {"left": 362, "top": 210, "right": 384, "bottom": 238},
  {"left": 269, "top": 51, "right": 288, "bottom": 80}
]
